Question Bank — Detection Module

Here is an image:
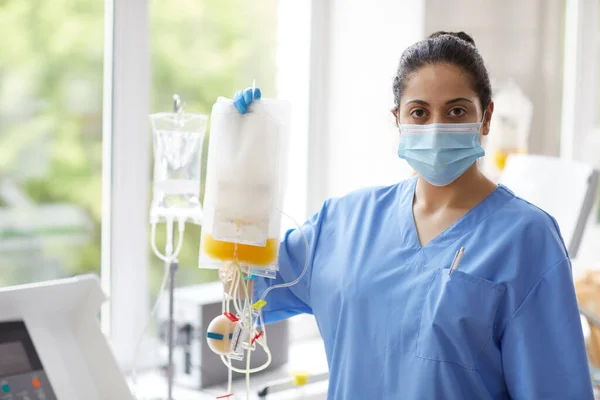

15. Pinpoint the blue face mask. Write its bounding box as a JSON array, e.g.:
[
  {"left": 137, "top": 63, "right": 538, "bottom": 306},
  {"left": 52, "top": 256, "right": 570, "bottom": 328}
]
[{"left": 397, "top": 121, "right": 485, "bottom": 186}]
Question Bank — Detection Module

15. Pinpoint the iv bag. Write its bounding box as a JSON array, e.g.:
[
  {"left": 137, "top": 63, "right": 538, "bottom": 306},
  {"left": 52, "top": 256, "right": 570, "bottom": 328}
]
[
  {"left": 199, "top": 97, "right": 291, "bottom": 279},
  {"left": 481, "top": 80, "right": 533, "bottom": 179},
  {"left": 150, "top": 112, "right": 208, "bottom": 224},
  {"left": 491, "top": 80, "right": 532, "bottom": 149}
]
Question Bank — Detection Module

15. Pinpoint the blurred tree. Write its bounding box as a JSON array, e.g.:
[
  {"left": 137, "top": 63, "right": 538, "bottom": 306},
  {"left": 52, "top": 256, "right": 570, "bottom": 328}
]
[
  {"left": 0, "top": 0, "right": 277, "bottom": 292},
  {"left": 0, "top": 0, "right": 104, "bottom": 285}
]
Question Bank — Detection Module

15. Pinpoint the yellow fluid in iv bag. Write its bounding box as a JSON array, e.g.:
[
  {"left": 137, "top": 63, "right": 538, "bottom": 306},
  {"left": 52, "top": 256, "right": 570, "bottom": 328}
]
[
  {"left": 201, "top": 234, "right": 279, "bottom": 266},
  {"left": 200, "top": 97, "right": 291, "bottom": 278},
  {"left": 494, "top": 148, "right": 527, "bottom": 171}
]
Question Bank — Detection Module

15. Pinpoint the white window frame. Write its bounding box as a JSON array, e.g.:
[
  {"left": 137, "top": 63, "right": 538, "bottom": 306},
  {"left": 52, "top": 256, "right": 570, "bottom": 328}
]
[
  {"left": 279, "top": 0, "right": 331, "bottom": 342},
  {"left": 306, "top": 0, "right": 334, "bottom": 216},
  {"left": 561, "top": 0, "right": 599, "bottom": 164},
  {"left": 102, "top": 0, "right": 317, "bottom": 368},
  {"left": 102, "top": 0, "right": 151, "bottom": 370}
]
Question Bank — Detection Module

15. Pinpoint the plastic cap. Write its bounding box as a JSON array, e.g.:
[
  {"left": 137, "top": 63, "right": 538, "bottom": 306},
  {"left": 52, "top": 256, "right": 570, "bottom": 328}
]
[{"left": 292, "top": 371, "right": 311, "bottom": 386}]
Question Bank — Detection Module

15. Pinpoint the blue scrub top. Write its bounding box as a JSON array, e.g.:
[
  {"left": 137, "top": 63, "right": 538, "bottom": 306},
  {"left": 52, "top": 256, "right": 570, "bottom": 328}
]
[{"left": 253, "top": 176, "right": 594, "bottom": 399}]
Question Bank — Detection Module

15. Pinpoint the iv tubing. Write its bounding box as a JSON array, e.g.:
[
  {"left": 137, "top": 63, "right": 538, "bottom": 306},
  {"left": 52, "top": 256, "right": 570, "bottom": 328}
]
[
  {"left": 216, "top": 209, "right": 309, "bottom": 388},
  {"left": 234, "top": 262, "right": 253, "bottom": 399},
  {"left": 150, "top": 218, "right": 185, "bottom": 263},
  {"left": 131, "top": 218, "right": 185, "bottom": 399},
  {"left": 224, "top": 274, "right": 234, "bottom": 395},
  {"left": 259, "top": 208, "right": 310, "bottom": 302},
  {"left": 219, "top": 264, "right": 273, "bottom": 375}
]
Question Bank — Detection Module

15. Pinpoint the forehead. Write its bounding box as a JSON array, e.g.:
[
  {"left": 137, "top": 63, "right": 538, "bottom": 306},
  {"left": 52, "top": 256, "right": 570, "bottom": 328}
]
[{"left": 402, "top": 63, "right": 477, "bottom": 103}]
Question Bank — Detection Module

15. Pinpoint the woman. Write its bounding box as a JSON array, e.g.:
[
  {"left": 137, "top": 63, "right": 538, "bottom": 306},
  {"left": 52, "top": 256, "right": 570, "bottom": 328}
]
[{"left": 232, "top": 31, "right": 593, "bottom": 399}]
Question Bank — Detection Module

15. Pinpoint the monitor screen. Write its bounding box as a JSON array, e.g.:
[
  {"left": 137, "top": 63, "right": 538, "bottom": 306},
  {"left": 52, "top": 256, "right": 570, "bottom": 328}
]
[
  {"left": 0, "top": 321, "right": 44, "bottom": 378},
  {"left": 0, "top": 341, "right": 33, "bottom": 376}
]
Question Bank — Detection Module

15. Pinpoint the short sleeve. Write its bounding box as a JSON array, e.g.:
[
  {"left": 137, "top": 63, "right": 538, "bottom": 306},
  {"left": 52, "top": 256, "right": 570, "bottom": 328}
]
[
  {"left": 252, "top": 201, "right": 329, "bottom": 324},
  {"left": 501, "top": 258, "right": 594, "bottom": 399}
]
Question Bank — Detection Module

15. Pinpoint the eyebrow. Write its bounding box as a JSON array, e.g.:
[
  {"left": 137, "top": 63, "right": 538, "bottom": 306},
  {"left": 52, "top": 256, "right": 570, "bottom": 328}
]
[
  {"left": 445, "top": 97, "right": 473, "bottom": 104},
  {"left": 404, "top": 97, "right": 474, "bottom": 106},
  {"left": 405, "top": 99, "right": 429, "bottom": 106}
]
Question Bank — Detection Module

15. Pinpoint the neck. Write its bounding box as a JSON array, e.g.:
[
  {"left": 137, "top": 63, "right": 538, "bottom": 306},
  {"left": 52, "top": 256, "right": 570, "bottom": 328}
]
[{"left": 414, "top": 164, "right": 496, "bottom": 211}]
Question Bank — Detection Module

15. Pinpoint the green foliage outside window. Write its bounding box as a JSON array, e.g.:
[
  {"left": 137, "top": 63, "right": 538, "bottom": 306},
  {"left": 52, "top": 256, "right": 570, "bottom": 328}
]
[{"left": 0, "top": 0, "right": 277, "bottom": 293}]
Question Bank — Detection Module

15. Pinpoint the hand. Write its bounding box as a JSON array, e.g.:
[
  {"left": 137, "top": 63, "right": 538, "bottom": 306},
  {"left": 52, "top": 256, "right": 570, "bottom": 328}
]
[{"left": 233, "top": 87, "right": 262, "bottom": 114}]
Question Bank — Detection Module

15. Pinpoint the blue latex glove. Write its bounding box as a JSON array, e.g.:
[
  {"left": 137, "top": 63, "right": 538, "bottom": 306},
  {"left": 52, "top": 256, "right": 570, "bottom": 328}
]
[{"left": 233, "top": 87, "right": 262, "bottom": 114}]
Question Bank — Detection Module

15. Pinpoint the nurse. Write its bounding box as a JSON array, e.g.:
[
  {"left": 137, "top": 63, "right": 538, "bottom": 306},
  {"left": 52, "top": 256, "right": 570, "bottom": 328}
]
[{"left": 233, "top": 31, "right": 594, "bottom": 399}]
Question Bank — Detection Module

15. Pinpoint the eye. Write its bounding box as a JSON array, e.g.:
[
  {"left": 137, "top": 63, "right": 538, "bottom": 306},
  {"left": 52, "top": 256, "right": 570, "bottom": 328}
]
[
  {"left": 410, "top": 108, "right": 428, "bottom": 119},
  {"left": 448, "top": 107, "right": 467, "bottom": 117}
]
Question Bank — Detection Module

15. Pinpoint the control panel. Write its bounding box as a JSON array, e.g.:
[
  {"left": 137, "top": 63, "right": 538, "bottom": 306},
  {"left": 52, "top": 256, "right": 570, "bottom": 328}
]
[{"left": 0, "top": 321, "right": 57, "bottom": 400}]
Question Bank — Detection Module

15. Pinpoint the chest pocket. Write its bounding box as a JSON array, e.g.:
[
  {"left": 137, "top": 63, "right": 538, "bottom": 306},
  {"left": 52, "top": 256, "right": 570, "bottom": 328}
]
[{"left": 415, "top": 268, "right": 506, "bottom": 371}]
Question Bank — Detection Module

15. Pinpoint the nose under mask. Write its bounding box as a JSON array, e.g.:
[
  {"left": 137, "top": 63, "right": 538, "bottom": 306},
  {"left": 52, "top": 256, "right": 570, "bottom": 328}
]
[{"left": 397, "top": 122, "right": 485, "bottom": 186}]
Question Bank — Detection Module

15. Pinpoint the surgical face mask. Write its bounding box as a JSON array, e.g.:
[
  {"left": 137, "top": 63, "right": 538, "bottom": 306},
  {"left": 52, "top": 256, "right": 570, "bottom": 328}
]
[{"left": 397, "top": 120, "right": 485, "bottom": 186}]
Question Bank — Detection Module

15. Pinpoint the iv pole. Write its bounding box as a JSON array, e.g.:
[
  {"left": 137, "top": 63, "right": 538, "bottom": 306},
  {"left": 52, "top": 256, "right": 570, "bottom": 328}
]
[
  {"left": 144, "top": 93, "right": 207, "bottom": 400},
  {"left": 165, "top": 94, "right": 183, "bottom": 400},
  {"left": 166, "top": 258, "right": 177, "bottom": 400}
]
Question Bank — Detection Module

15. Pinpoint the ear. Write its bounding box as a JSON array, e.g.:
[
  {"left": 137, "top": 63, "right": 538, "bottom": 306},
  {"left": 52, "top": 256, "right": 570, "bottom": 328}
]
[
  {"left": 481, "top": 101, "right": 494, "bottom": 136},
  {"left": 391, "top": 106, "right": 399, "bottom": 128}
]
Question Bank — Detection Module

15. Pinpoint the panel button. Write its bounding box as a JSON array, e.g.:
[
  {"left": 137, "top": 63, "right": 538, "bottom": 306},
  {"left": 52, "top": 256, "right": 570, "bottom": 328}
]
[{"left": 32, "top": 378, "right": 41, "bottom": 388}]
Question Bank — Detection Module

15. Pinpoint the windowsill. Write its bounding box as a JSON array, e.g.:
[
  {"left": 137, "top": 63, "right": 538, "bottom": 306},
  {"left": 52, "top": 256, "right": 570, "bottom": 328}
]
[{"left": 131, "top": 337, "right": 329, "bottom": 400}]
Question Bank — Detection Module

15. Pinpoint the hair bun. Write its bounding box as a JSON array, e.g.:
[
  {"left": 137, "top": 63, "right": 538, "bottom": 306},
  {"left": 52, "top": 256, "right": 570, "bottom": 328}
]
[{"left": 428, "top": 31, "right": 476, "bottom": 47}]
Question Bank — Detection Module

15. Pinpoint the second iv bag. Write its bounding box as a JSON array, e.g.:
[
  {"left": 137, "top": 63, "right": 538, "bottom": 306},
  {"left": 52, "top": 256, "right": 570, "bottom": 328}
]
[
  {"left": 482, "top": 80, "right": 533, "bottom": 178},
  {"left": 200, "top": 96, "right": 291, "bottom": 279},
  {"left": 150, "top": 108, "right": 208, "bottom": 224}
]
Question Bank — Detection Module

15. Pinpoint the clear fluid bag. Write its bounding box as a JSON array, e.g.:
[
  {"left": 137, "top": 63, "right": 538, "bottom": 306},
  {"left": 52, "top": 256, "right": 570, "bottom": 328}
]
[
  {"left": 481, "top": 79, "right": 533, "bottom": 178},
  {"left": 150, "top": 111, "right": 208, "bottom": 224},
  {"left": 199, "top": 96, "right": 291, "bottom": 279}
]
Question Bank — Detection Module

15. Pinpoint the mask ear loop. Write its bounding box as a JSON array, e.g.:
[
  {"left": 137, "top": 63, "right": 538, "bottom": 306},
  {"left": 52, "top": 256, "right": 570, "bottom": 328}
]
[
  {"left": 481, "top": 109, "right": 488, "bottom": 128},
  {"left": 392, "top": 106, "right": 400, "bottom": 129},
  {"left": 477, "top": 109, "right": 489, "bottom": 167}
]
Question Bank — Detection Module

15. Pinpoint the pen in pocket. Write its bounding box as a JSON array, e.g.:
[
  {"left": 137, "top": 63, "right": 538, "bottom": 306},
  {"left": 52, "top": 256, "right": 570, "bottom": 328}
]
[{"left": 448, "top": 247, "right": 464, "bottom": 275}]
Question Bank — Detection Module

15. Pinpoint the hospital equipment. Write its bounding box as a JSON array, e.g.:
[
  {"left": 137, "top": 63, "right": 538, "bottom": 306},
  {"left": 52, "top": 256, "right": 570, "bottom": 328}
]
[
  {"left": 200, "top": 94, "right": 291, "bottom": 279},
  {"left": 140, "top": 88, "right": 303, "bottom": 399},
  {"left": 193, "top": 90, "right": 315, "bottom": 400},
  {"left": 499, "top": 154, "right": 599, "bottom": 257},
  {"left": 0, "top": 274, "right": 133, "bottom": 400},
  {"left": 132, "top": 95, "right": 208, "bottom": 400},
  {"left": 149, "top": 95, "right": 208, "bottom": 224},
  {"left": 483, "top": 80, "right": 533, "bottom": 179},
  {"left": 257, "top": 371, "right": 329, "bottom": 399},
  {"left": 156, "top": 282, "right": 289, "bottom": 389}
]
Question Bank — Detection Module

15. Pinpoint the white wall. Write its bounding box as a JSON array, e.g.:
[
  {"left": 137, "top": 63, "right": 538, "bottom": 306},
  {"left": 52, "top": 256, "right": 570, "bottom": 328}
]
[
  {"left": 310, "top": 0, "right": 567, "bottom": 208},
  {"left": 310, "top": 0, "right": 424, "bottom": 209},
  {"left": 424, "top": 0, "right": 566, "bottom": 157},
  {"left": 561, "top": 0, "right": 600, "bottom": 273},
  {"left": 561, "top": 0, "right": 600, "bottom": 165},
  {"left": 277, "top": 0, "right": 311, "bottom": 229}
]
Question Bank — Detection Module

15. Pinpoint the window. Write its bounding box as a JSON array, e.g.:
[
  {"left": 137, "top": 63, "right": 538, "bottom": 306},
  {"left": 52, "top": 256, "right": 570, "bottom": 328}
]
[
  {"left": 597, "top": 5, "right": 600, "bottom": 135},
  {"left": 114, "top": 0, "right": 317, "bottom": 370},
  {"left": 0, "top": 1, "right": 104, "bottom": 285},
  {"left": 148, "top": 0, "right": 279, "bottom": 294},
  {"left": 561, "top": 0, "right": 600, "bottom": 171},
  {"left": 103, "top": 0, "right": 314, "bottom": 370},
  {"left": 596, "top": 4, "right": 600, "bottom": 223},
  {"left": 0, "top": 0, "right": 312, "bottom": 374},
  {"left": 561, "top": 0, "right": 600, "bottom": 272}
]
